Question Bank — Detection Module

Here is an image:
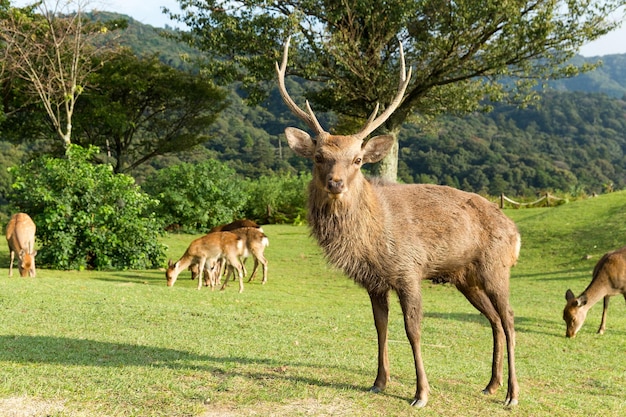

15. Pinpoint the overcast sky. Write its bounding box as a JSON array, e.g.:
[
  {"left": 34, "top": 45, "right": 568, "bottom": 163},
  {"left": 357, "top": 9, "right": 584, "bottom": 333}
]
[{"left": 12, "top": 1, "right": 626, "bottom": 57}]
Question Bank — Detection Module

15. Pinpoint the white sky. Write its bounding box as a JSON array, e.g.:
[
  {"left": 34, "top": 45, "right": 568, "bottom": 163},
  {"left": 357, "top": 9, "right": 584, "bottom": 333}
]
[{"left": 11, "top": 1, "right": 626, "bottom": 57}]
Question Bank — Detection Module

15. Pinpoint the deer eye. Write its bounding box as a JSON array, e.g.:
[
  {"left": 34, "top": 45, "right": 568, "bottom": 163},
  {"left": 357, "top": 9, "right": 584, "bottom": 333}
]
[
  {"left": 354, "top": 157, "right": 362, "bottom": 165},
  {"left": 314, "top": 154, "right": 324, "bottom": 164}
]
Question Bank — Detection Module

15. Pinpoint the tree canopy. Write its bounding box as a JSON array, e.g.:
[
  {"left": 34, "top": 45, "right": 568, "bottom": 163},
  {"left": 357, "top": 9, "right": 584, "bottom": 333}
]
[
  {"left": 0, "top": 0, "right": 125, "bottom": 146},
  {"left": 73, "top": 49, "right": 228, "bottom": 173},
  {"left": 168, "top": 0, "right": 625, "bottom": 179}
]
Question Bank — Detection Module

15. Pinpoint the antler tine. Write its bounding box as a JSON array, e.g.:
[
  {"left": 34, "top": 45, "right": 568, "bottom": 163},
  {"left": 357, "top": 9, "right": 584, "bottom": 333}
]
[
  {"left": 354, "top": 42, "right": 412, "bottom": 141},
  {"left": 275, "top": 37, "right": 325, "bottom": 135}
]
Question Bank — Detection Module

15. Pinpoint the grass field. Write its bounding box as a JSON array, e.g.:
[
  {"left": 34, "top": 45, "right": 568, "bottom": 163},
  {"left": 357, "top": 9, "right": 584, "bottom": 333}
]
[{"left": 1, "top": 191, "right": 626, "bottom": 416}]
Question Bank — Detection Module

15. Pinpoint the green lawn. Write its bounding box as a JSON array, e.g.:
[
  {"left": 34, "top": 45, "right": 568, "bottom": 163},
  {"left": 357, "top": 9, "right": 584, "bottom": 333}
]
[{"left": 1, "top": 192, "right": 625, "bottom": 416}]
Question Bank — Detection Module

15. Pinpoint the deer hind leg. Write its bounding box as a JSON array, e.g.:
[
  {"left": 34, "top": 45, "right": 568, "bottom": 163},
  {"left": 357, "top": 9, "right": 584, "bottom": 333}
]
[
  {"left": 240, "top": 257, "right": 248, "bottom": 279},
  {"left": 248, "top": 258, "right": 259, "bottom": 282},
  {"left": 458, "top": 267, "right": 519, "bottom": 407},
  {"left": 456, "top": 283, "right": 505, "bottom": 394},
  {"left": 396, "top": 285, "right": 430, "bottom": 408},
  {"left": 224, "top": 255, "right": 245, "bottom": 293},
  {"left": 598, "top": 295, "right": 610, "bottom": 334},
  {"left": 248, "top": 252, "right": 268, "bottom": 284}
]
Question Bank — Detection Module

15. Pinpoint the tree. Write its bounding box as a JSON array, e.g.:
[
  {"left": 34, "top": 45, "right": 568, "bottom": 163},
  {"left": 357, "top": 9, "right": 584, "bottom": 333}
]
[
  {"left": 0, "top": 0, "right": 123, "bottom": 147},
  {"left": 141, "top": 159, "right": 249, "bottom": 232},
  {"left": 8, "top": 144, "right": 166, "bottom": 270},
  {"left": 167, "top": 0, "right": 625, "bottom": 180},
  {"left": 72, "top": 49, "right": 228, "bottom": 173}
]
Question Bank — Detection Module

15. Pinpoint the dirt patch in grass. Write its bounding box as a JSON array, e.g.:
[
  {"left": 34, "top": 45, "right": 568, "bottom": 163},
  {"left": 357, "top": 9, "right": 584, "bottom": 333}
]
[
  {"left": 200, "top": 398, "right": 356, "bottom": 417},
  {"left": 0, "top": 396, "right": 67, "bottom": 417}
]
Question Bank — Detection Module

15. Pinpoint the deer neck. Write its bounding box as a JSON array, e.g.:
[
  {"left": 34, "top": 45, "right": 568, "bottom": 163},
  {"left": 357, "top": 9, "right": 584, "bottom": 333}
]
[
  {"left": 579, "top": 276, "right": 611, "bottom": 308},
  {"left": 307, "top": 175, "right": 391, "bottom": 290},
  {"left": 176, "top": 255, "right": 196, "bottom": 273}
]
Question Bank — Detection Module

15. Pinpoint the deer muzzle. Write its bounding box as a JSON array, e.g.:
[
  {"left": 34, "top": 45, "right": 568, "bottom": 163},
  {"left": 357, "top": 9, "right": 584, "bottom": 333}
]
[{"left": 327, "top": 179, "right": 345, "bottom": 197}]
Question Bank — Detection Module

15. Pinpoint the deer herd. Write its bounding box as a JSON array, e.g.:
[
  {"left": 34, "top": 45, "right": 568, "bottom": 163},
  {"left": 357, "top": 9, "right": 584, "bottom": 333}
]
[
  {"left": 3, "top": 38, "right": 626, "bottom": 409},
  {"left": 165, "top": 219, "right": 269, "bottom": 293}
]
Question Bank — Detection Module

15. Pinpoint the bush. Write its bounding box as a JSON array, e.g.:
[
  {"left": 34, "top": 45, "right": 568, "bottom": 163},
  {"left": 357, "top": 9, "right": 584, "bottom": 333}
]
[
  {"left": 142, "top": 159, "right": 249, "bottom": 232},
  {"left": 8, "top": 145, "right": 166, "bottom": 270},
  {"left": 243, "top": 172, "right": 310, "bottom": 224}
]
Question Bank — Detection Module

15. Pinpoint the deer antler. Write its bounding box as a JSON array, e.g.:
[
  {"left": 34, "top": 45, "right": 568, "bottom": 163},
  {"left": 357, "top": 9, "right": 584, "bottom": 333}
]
[
  {"left": 353, "top": 43, "right": 412, "bottom": 141},
  {"left": 275, "top": 37, "right": 325, "bottom": 135}
]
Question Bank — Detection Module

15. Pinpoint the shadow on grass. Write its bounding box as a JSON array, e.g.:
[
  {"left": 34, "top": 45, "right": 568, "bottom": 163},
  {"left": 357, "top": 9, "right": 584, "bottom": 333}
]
[
  {"left": 513, "top": 265, "right": 591, "bottom": 281},
  {"left": 424, "top": 310, "right": 565, "bottom": 338},
  {"left": 0, "top": 334, "right": 387, "bottom": 400}
]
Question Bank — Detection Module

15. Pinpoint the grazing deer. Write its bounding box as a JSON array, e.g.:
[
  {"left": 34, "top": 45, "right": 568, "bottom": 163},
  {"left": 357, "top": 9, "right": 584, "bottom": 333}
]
[
  {"left": 276, "top": 38, "right": 520, "bottom": 407},
  {"left": 191, "top": 228, "right": 270, "bottom": 288},
  {"left": 208, "top": 219, "right": 261, "bottom": 280},
  {"left": 166, "top": 231, "right": 246, "bottom": 292},
  {"left": 224, "top": 227, "right": 270, "bottom": 284},
  {"left": 5, "top": 213, "right": 37, "bottom": 277},
  {"left": 563, "top": 246, "right": 626, "bottom": 337}
]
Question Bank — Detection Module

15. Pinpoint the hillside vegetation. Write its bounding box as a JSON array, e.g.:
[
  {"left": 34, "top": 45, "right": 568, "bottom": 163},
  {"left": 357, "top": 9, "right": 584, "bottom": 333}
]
[
  {"left": 2, "top": 14, "right": 626, "bottom": 199},
  {"left": 1, "top": 192, "right": 625, "bottom": 416},
  {"left": 117, "top": 16, "right": 626, "bottom": 198}
]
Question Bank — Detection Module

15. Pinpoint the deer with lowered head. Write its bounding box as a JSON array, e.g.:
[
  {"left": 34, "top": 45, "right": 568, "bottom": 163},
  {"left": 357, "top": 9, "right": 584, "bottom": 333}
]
[
  {"left": 563, "top": 245, "right": 626, "bottom": 337},
  {"left": 276, "top": 38, "right": 520, "bottom": 407},
  {"left": 190, "top": 227, "right": 270, "bottom": 288},
  {"left": 6, "top": 213, "right": 37, "bottom": 277},
  {"left": 166, "top": 231, "right": 245, "bottom": 292}
]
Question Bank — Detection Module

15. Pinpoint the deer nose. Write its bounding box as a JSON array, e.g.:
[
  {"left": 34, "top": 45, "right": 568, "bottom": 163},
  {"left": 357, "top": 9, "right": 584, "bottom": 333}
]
[{"left": 327, "top": 178, "right": 344, "bottom": 194}]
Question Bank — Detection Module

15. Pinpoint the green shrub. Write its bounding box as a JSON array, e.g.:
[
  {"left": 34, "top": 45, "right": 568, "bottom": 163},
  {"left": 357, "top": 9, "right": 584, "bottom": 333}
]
[
  {"left": 243, "top": 172, "right": 310, "bottom": 224},
  {"left": 8, "top": 145, "right": 166, "bottom": 270},
  {"left": 142, "top": 159, "right": 249, "bottom": 232}
]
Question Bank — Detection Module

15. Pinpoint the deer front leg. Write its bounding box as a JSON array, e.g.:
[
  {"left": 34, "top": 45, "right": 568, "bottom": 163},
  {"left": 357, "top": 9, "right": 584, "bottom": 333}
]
[
  {"left": 397, "top": 286, "right": 430, "bottom": 408},
  {"left": 8, "top": 250, "right": 14, "bottom": 277},
  {"left": 598, "top": 295, "right": 610, "bottom": 334},
  {"left": 196, "top": 258, "right": 207, "bottom": 290},
  {"left": 368, "top": 290, "right": 390, "bottom": 393}
]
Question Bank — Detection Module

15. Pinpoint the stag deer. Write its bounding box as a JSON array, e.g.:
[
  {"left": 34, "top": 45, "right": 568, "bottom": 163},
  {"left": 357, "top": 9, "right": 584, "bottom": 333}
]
[
  {"left": 5, "top": 213, "right": 37, "bottom": 277},
  {"left": 563, "top": 246, "right": 626, "bottom": 337},
  {"left": 276, "top": 38, "right": 520, "bottom": 407},
  {"left": 166, "top": 231, "right": 246, "bottom": 292}
]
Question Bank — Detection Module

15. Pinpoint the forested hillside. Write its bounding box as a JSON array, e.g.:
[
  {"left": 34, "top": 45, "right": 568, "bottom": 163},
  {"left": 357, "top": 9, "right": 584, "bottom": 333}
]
[{"left": 3, "top": 13, "right": 626, "bottom": 197}]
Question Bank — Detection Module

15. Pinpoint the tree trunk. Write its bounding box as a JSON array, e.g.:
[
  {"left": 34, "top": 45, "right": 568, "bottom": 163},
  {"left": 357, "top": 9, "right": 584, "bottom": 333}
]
[{"left": 373, "top": 128, "right": 399, "bottom": 182}]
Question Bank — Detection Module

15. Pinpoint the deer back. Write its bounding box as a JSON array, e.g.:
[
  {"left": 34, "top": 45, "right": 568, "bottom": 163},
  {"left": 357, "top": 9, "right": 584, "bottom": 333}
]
[
  {"left": 209, "top": 219, "right": 261, "bottom": 233},
  {"left": 6, "top": 213, "right": 37, "bottom": 277},
  {"left": 228, "top": 227, "right": 269, "bottom": 257}
]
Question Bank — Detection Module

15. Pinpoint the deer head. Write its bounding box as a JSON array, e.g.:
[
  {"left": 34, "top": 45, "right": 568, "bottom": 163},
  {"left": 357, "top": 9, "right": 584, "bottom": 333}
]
[
  {"left": 563, "top": 289, "right": 588, "bottom": 338},
  {"left": 276, "top": 38, "right": 412, "bottom": 202}
]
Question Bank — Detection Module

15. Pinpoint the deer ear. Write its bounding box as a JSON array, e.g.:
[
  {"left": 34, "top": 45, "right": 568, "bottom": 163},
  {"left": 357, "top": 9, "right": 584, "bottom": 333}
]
[
  {"left": 285, "top": 127, "right": 316, "bottom": 159},
  {"left": 577, "top": 295, "right": 588, "bottom": 307},
  {"left": 362, "top": 135, "right": 394, "bottom": 163},
  {"left": 565, "top": 289, "right": 575, "bottom": 301}
]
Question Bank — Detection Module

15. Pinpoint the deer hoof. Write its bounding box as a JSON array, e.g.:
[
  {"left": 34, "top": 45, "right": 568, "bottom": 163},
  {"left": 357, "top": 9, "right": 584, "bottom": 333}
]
[
  {"left": 368, "top": 386, "right": 382, "bottom": 394},
  {"left": 410, "top": 398, "right": 427, "bottom": 408},
  {"left": 505, "top": 398, "right": 518, "bottom": 407}
]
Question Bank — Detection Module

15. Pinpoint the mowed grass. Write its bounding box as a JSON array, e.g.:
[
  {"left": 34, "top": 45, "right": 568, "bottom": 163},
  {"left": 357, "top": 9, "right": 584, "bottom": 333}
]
[{"left": 1, "top": 192, "right": 626, "bottom": 416}]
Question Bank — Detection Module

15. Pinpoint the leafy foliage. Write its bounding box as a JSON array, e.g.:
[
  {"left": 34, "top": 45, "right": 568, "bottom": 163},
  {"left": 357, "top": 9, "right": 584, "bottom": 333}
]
[
  {"left": 7, "top": 145, "right": 166, "bottom": 270},
  {"left": 141, "top": 159, "right": 249, "bottom": 232},
  {"left": 243, "top": 172, "right": 311, "bottom": 224},
  {"left": 72, "top": 49, "right": 228, "bottom": 174}
]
